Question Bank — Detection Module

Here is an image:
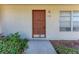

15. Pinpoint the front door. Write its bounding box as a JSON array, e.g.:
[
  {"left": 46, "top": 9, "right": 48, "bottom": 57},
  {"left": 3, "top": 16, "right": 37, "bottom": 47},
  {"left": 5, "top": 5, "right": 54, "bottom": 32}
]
[{"left": 32, "top": 10, "right": 46, "bottom": 38}]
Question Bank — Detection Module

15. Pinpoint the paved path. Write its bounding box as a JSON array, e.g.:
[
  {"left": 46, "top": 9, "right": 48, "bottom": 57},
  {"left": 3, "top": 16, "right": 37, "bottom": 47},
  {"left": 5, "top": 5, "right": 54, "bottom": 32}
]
[{"left": 24, "top": 40, "right": 57, "bottom": 54}]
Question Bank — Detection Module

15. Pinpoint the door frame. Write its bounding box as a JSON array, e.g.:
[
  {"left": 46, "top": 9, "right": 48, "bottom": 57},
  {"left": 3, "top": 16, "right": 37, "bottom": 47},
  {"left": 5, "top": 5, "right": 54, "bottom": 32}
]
[{"left": 32, "top": 10, "right": 46, "bottom": 38}]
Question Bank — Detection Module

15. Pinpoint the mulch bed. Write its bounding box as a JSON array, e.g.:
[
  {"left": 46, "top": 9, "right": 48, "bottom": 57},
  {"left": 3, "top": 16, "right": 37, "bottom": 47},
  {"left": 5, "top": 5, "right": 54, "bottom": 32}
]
[{"left": 50, "top": 40, "right": 79, "bottom": 48}]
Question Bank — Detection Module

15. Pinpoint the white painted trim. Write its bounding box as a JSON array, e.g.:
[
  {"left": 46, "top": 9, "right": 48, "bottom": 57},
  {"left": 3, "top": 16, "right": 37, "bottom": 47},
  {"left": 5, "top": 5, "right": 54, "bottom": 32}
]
[
  {"left": 71, "top": 11, "right": 73, "bottom": 31},
  {"left": 33, "top": 34, "right": 40, "bottom": 37},
  {"left": 40, "top": 34, "right": 45, "bottom": 37}
]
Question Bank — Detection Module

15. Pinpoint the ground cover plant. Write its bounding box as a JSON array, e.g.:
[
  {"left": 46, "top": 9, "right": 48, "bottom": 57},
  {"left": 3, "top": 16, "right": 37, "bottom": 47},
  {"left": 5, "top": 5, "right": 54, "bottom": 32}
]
[{"left": 0, "top": 32, "right": 28, "bottom": 54}]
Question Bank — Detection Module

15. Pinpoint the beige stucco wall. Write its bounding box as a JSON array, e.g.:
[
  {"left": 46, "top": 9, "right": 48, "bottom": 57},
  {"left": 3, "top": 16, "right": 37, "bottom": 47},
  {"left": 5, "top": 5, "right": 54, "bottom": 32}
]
[
  {"left": 1, "top": 5, "right": 79, "bottom": 40},
  {"left": 0, "top": 5, "right": 3, "bottom": 34}
]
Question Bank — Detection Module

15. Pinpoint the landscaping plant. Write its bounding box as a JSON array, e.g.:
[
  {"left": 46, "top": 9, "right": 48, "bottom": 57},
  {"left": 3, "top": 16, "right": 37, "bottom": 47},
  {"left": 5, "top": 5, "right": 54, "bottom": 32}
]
[
  {"left": 0, "top": 32, "right": 28, "bottom": 54},
  {"left": 55, "top": 45, "right": 79, "bottom": 54}
]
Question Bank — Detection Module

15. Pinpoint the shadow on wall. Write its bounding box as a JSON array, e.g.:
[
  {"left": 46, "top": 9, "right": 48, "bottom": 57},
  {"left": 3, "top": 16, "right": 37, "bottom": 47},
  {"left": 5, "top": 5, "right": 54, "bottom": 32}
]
[{"left": 19, "top": 32, "right": 29, "bottom": 39}]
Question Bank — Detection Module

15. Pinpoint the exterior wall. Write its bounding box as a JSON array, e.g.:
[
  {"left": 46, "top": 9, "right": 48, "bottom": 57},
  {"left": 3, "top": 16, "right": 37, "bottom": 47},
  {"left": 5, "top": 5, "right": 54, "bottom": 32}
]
[
  {"left": 1, "top": 5, "right": 79, "bottom": 40},
  {"left": 0, "top": 5, "right": 3, "bottom": 34}
]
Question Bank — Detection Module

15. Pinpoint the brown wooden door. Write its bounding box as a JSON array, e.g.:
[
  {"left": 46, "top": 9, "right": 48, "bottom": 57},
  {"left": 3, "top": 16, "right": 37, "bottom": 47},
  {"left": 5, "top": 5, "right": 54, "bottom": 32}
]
[{"left": 32, "top": 10, "right": 46, "bottom": 38}]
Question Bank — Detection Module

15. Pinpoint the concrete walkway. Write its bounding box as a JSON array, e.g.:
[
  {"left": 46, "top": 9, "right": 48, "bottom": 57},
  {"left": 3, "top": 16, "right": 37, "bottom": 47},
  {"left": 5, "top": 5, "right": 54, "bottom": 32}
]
[{"left": 24, "top": 40, "right": 57, "bottom": 54}]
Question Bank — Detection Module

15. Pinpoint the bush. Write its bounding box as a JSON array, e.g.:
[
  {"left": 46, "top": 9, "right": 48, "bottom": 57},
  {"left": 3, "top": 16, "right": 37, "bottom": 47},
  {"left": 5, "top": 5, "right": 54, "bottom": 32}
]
[
  {"left": 0, "top": 32, "right": 28, "bottom": 54},
  {"left": 55, "top": 45, "right": 79, "bottom": 54}
]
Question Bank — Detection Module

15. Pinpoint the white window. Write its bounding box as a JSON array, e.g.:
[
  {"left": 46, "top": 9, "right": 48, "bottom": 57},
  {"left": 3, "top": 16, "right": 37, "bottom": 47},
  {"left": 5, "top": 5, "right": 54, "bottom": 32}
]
[
  {"left": 60, "top": 11, "right": 71, "bottom": 31},
  {"left": 60, "top": 11, "right": 79, "bottom": 31},
  {"left": 73, "top": 11, "right": 79, "bottom": 31}
]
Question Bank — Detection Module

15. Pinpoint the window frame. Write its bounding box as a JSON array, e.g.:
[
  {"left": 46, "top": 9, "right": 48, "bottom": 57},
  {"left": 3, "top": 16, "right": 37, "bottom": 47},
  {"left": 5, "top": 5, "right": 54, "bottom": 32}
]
[
  {"left": 59, "top": 11, "right": 72, "bottom": 32},
  {"left": 72, "top": 11, "right": 79, "bottom": 31},
  {"left": 59, "top": 10, "right": 79, "bottom": 32}
]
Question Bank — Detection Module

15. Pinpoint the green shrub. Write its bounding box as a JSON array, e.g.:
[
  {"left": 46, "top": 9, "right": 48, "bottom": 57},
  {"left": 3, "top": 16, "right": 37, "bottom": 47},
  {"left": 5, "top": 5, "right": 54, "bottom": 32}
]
[
  {"left": 0, "top": 32, "right": 28, "bottom": 54},
  {"left": 55, "top": 45, "right": 79, "bottom": 54}
]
